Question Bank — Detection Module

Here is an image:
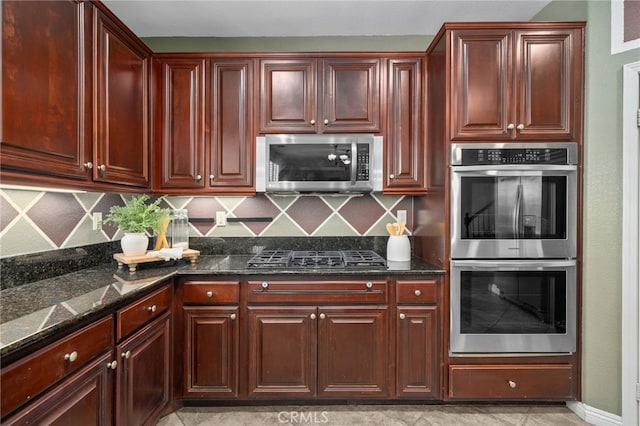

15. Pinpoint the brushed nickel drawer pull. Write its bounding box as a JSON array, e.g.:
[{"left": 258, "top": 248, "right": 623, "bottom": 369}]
[
  {"left": 107, "top": 360, "right": 118, "bottom": 370},
  {"left": 206, "top": 291, "right": 213, "bottom": 298},
  {"left": 310, "top": 313, "right": 316, "bottom": 320},
  {"left": 508, "top": 380, "right": 517, "bottom": 389},
  {"left": 414, "top": 289, "right": 421, "bottom": 296},
  {"left": 399, "top": 313, "right": 406, "bottom": 320},
  {"left": 64, "top": 351, "right": 78, "bottom": 362},
  {"left": 319, "top": 313, "right": 326, "bottom": 319},
  {"left": 148, "top": 305, "right": 157, "bottom": 313},
  {"left": 122, "top": 351, "right": 131, "bottom": 359}
]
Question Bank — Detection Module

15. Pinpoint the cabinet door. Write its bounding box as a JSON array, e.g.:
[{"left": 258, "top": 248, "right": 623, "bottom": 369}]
[
  {"left": 184, "top": 306, "right": 239, "bottom": 398},
  {"left": 2, "top": 352, "right": 113, "bottom": 426},
  {"left": 450, "top": 30, "right": 513, "bottom": 140},
  {"left": 385, "top": 57, "right": 426, "bottom": 193},
  {"left": 259, "top": 59, "right": 317, "bottom": 133},
  {"left": 1, "top": 0, "right": 92, "bottom": 182},
  {"left": 321, "top": 58, "right": 381, "bottom": 133},
  {"left": 247, "top": 306, "right": 316, "bottom": 398},
  {"left": 94, "top": 9, "right": 150, "bottom": 187},
  {"left": 317, "top": 306, "right": 388, "bottom": 397},
  {"left": 396, "top": 307, "right": 439, "bottom": 398},
  {"left": 210, "top": 59, "right": 254, "bottom": 190},
  {"left": 513, "top": 29, "right": 582, "bottom": 141},
  {"left": 155, "top": 59, "right": 206, "bottom": 189},
  {"left": 116, "top": 311, "right": 171, "bottom": 426}
]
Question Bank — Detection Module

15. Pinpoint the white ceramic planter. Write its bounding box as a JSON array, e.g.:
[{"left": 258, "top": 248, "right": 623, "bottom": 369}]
[{"left": 121, "top": 232, "right": 148, "bottom": 256}]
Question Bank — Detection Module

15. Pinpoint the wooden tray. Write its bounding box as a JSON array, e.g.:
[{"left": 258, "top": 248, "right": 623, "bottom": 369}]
[{"left": 114, "top": 249, "right": 200, "bottom": 273}]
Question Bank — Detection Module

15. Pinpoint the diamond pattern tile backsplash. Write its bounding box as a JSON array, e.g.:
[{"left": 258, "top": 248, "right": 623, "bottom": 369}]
[{"left": 0, "top": 188, "right": 413, "bottom": 258}]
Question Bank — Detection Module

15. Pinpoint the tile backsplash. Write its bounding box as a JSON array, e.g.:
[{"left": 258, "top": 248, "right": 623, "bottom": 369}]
[{"left": 0, "top": 188, "right": 412, "bottom": 258}]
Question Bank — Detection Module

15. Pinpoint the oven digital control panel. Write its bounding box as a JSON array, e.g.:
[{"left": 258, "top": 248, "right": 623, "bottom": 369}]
[{"left": 455, "top": 145, "right": 576, "bottom": 166}]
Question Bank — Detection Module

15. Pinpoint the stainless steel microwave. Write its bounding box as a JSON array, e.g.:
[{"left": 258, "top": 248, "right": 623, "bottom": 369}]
[{"left": 256, "top": 134, "right": 383, "bottom": 193}]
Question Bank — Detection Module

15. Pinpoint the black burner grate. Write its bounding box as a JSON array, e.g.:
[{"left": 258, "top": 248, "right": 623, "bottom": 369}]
[{"left": 246, "top": 249, "right": 387, "bottom": 270}]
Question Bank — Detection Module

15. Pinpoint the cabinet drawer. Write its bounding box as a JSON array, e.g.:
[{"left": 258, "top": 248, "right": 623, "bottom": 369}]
[
  {"left": 183, "top": 281, "right": 239, "bottom": 304},
  {"left": 117, "top": 285, "right": 171, "bottom": 341},
  {"left": 396, "top": 280, "right": 437, "bottom": 304},
  {"left": 448, "top": 364, "right": 573, "bottom": 400},
  {"left": 247, "top": 280, "right": 387, "bottom": 304},
  {"left": 1, "top": 315, "right": 113, "bottom": 417}
]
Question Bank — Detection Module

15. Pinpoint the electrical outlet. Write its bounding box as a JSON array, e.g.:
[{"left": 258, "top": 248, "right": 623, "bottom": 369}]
[
  {"left": 397, "top": 210, "right": 407, "bottom": 224},
  {"left": 216, "top": 211, "right": 227, "bottom": 226},
  {"left": 92, "top": 212, "right": 102, "bottom": 231}
]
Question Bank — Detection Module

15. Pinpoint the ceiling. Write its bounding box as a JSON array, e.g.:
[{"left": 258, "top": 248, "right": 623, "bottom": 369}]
[{"left": 101, "top": 0, "right": 552, "bottom": 38}]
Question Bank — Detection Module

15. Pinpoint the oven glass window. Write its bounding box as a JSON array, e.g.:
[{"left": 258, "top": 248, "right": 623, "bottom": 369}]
[
  {"left": 459, "top": 176, "right": 567, "bottom": 240},
  {"left": 460, "top": 270, "right": 567, "bottom": 334}
]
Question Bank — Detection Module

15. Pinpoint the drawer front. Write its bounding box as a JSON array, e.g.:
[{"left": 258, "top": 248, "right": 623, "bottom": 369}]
[
  {"left": 117, "top": 285, "right": 171, "bottom": 340},
  {"left": 1, "top": 315, "right": 113, "bottom": 417},
  {"left": 396, "top": 280, "right": 437, "bottom": 304},
  {"left": 183, "top": 281, "right": 239, "bottom": 304},
  {"left": 247, "top": 280, "right": 387, "bottom": 304},
  {"left": 448, "top": 364, "right": 574, "bottom": 400}
]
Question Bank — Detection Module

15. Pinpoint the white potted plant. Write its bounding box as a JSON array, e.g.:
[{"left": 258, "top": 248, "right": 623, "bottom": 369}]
[{"left": 104, "top": 194, "right": 173, "bottom": 256}]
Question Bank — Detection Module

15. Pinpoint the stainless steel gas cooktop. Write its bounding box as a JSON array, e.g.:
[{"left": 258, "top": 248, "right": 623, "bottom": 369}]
[{"left": 247, "top": 250, "right": 387, "bottom": 270}]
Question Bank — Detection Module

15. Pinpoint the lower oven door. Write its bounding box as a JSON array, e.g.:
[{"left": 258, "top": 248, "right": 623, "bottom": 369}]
[{"left": 450, "top": 259, "right": 576, "bottom": 354}]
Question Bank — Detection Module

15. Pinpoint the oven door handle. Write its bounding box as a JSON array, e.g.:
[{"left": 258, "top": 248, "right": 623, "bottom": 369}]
[
  {"left": 450, "top": 165, "right": 577, "bottom": 173},
  {"left": 451, "top": 259, "right": 576, "bottom": 269},
  {"left": 513, "top": 182, "right": 523, "bottom": 240}
]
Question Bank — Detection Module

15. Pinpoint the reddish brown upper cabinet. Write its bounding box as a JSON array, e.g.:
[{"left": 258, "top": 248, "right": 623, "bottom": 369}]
[
  {"left": 1, "top": 0, "right": 93, "bottom": 184},
  {"left": 94, "top": 7, "right": 151, "bottom": 187},
  {"left": 154, "top": 56, "right": 254, "bottom": 193},
  {"left": 447, "top": 24, "right": 584, "bottom": 142},
  {"left": 1, "top": 1, "right": 153, "bottom": 190},
  {"left": 385, "top": 57, "right": 427, "bottom": 194},
  {"left": 259, "top": 56, "right": 381, "bottom": 134}
]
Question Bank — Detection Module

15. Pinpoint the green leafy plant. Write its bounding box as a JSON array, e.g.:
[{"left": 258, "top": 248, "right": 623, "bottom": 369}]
[{"left": 104, "top": 194, "right": 173, "bottom": 234}]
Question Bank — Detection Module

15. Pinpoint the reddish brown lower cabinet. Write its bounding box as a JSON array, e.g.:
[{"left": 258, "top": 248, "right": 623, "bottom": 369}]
[
  {"left": 396, "top": 307, "right": 439, "bottom": 398},
  {"left": 183, "top": 306, "right": 239, "bottom": 398},
  {"left": 247, "top": 306, "right": 317, "bottom": 398},
  {"left": 116, "top": 310, "right": 171, "bottom": 426},
  {"left": 2, "top": 352, "right": 113, "bottom": 426},
  {"left": 247, "top": 305, "right": 389, "bottom": 399},
  {"left": 448, "top": 364, "right": 574, "bottom": 400}
]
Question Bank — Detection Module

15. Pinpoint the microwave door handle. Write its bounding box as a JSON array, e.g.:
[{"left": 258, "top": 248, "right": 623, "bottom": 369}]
[{"left": 350, "top": 142, "right": 357, "bottom": 185}]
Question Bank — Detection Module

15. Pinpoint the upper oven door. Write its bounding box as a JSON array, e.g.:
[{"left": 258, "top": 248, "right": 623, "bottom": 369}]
[{"left": 451, "top": 165, "right": 577, "bottom": 259}]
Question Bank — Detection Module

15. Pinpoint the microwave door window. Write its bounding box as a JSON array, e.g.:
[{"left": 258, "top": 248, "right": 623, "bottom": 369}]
[{"left": 269, "top": 144, "right": 351, "bottom": 182}]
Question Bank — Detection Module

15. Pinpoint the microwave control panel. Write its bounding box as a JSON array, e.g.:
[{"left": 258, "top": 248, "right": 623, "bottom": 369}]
[{"left": 356, "top": 144, "right": 370, "bottom": 181}]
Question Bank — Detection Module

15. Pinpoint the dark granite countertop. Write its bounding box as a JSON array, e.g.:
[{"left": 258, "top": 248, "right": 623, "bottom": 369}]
[{"left": 0, "top": 253, "right": 444, "bottom": 358}]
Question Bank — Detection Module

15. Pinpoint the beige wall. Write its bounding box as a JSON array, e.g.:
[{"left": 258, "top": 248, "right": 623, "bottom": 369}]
[{"left": 535, "top": 0, "right": 639, "bottom": 416}]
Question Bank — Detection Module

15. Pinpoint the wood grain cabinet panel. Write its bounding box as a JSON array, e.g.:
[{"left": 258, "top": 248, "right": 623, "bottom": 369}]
[
  {"left": 154, "top": 59, "right": 207, "bottom": 189},
  {"left": 2, "top": 352, "right": 114, "bottom": 426},
  {"left": 183, "top": 281, "right": 239, "bottom": 304},
  {"left": 1, "top": 315, "right": 113, "bottom": 418},
  {"left": 396, "top": 307, "right": 439, "bottom": 398},
  {"left": 116, "top": 311, "right": 171, "bottom": 426},
  {"left": 317, "top": 307, "right": 388, "bottom": 398},
  {"left": 94, "top": 8, "right": 150, "bottom": 187},
  {"left": 448, "top": 364, "right": 573, "bottom": 400},
  {"left": 259, "top": 57, "right": 381, "bottom": 134},
  {"left": 210, "top": 59, "right": 255, "bottom": 190},
  {"left": 450, "top": 26, "right": 583, "bottom": 142},
  {"left": 385, "top": 57, "right": 426, "bottom": 193},
  {"left": 183, "top": 307, "right": 239, "bottom": 398},
  {"left": 116, "top": 285, "right": 171, "bottom": 341},
  {"left": 1, "top": 0, "right": 92, "bottom": 183},
  {"left": 247, "top": 306, "right": 317, "bottom": 398}
]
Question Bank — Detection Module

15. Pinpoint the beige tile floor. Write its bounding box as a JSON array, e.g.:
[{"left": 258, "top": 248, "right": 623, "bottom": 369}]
[{"left": 156, "top": 404, "right": 592, "bottom": 425}]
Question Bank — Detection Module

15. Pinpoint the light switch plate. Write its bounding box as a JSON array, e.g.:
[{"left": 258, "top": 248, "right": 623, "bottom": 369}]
[
  {"left": 397, "top": 210, "right": 407, "bottom": 224},
  {"left": 216, "top": 211, "right": 227, "bottom": 226},
  {"left": 92, "top": 212, "right": 102, "bottom": 231}
]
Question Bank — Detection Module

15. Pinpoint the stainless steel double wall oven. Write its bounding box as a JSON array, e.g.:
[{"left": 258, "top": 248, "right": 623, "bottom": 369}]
[{"left": 449, "top": 143, "right": 578, "bottom": 354}]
